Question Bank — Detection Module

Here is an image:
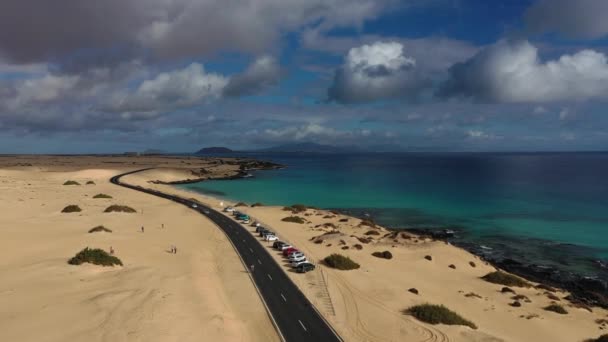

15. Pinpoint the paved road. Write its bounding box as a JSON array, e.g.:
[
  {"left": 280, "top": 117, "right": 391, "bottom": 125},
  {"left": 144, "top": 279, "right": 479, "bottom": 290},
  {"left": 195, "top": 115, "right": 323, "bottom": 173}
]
[{"left": 110, "top": 169, "right": 342, "bottom": 342}]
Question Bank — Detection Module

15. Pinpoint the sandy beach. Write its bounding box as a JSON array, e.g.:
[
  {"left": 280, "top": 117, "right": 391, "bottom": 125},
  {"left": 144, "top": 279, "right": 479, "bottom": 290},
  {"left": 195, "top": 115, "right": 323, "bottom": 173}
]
[
  {"left": 1, "top": 155, "right": 607, "bottom": 342},
  {"left": 0, "top": 156, "right": 280, "bottom": 342},
  {"left": 124, "top": 167, "right": 608, "bottom": 342}
]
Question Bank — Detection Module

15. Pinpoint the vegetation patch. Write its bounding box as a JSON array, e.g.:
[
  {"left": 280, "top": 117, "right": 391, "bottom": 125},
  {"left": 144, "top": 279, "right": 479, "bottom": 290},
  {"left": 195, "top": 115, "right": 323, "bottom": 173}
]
[
  {"left": 465, "top": 292, "right": 482, "bottom": 299},
  {"left": 324, "top": 253, "right": 360, "bottom": 270},
  {"left": 372, "top": 251, "right": 393, "bottom": 260},
  {"left": 93, "top": 193, "right": 113, "bottom": 199},
  {"left": 234, "top": 202, "right": 248, "bottom": 207},
  {"left": 408, "top": 288, "right": 419, "bottom": 295},
  {"left": 356, "top": 236, "right": 372, "bottom": 244},
  {"left": 512, "top": 294, "right": 531, "bottom": 303},
  {"left": 405, "top": 304, "right": 477, "bottom": 329},
  {"left": 501, "top": 287, "right": 515, "bottom": 294},
  {"left": 359, "top": 219, "right": 376, "bottom": 227},
  {"left": 88, "top": 225, "right": 112, "bottom": 233},
  {"left": 481, "top": 271, "right": 531, "bottom": 288},
  {"left": 353, "top": 244, "right": 363, "bottom": 250},
  {"left": 251, "top": 202, "right": 264, "bottom": 207},
  {"left": 546, "top": 293, "right": 561, "bottom": 301},
  {"left": 104, "top": 205, "right": 136, "bottom": 213},
  {"left": 61, "top": 205, "right": 82, "bottom": 213},
  {"left": 469, "top": 261, "right": 476, "bottom": 267},
  {"left": 281, "top": 216, "right": 306, "bottom": 224},
  {"left": 424, "top": 255, "right": 433, "bottom": 261},
  {"left": 535, "top": 284, "right": 556, "bottom": 292},
  {"left": 586, "top": 335, "right": 608, "bottom": 342},
  {"left": 85, "top": 180, "right": 95, "bottom": 185},
  {"left": 341, "top": 246, "right": 350, "bottom": 250},
  {"left": 449, "top": 264, "right": 456, "bottom": 269},
  {"left": 63, "top": 180, "right": 80, "bottom": 185},
  {"left": 314, "top": 239, "right": 324, "bottom": 244},
  {"left": 68, "top": 247, "right": 122, "bottom": 266},
  {"left": 339, "top": 218, "right": 349, "bottom": 222},
  {"left": 365, "top": 230, "right": 380, "bottom": 236},
  {"left": 544, "top": 304, "right": 568, "bottom": 314}
]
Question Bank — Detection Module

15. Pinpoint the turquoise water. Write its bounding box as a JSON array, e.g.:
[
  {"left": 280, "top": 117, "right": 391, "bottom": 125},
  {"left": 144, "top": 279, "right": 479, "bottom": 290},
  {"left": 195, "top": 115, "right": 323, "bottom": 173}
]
[{"left": 179, "top": 152, "right": 608, "bottom": 277}]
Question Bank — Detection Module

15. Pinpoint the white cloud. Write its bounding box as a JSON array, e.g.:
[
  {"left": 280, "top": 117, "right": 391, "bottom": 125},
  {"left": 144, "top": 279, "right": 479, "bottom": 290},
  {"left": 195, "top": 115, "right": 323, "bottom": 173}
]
[
  {"left": 525, "top": 0, "right": 608, "bottom": 39},
  {"left": 328, "top": 41, "right": 431, "bottom": 103},
  {"left": 438, "top": 40, "right": 608, "bottom": 103},
  {"left": 224, "top": 55, "right": 282, "bottom": 97},
  {"left": 109, "top": 63, "right": 228, "bottom": 112}
]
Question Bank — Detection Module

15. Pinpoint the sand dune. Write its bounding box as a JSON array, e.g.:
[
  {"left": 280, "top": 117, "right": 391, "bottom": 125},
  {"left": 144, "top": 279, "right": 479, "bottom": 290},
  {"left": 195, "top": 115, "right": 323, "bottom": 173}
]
[{"left": 0, "top": 166, "right": 279, "bottom": 342}]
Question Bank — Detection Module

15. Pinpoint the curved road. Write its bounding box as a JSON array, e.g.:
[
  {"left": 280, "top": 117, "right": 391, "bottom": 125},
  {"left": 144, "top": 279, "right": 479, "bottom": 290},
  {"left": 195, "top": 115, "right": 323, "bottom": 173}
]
[{"left": 110, "top": 168, "right": 342, "bottom": 342}]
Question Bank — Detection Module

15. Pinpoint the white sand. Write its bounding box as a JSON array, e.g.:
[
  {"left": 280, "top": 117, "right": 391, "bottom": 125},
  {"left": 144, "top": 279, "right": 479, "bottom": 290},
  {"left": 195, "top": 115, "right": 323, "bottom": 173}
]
[{"left": 0, "top": 165, "right": 279, "bottom": 342}]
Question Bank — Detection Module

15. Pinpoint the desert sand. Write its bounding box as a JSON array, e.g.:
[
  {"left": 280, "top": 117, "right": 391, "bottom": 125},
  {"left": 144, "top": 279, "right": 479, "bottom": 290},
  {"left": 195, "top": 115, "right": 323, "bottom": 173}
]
[
  {"left": 2, "top": 156, "right": 608, "bottom": 342},
  {"left": 0, "top": 156, "right": 280, "bottom": 342},
  {"left": 124, "top": 167, "right": 608, "bottom": 342}
]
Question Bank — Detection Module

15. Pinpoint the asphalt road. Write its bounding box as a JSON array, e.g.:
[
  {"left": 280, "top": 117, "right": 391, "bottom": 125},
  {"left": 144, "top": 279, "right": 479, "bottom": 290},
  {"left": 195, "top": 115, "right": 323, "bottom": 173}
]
[{"left": 110, "top": 169, "right": 342, "bottom": 342}]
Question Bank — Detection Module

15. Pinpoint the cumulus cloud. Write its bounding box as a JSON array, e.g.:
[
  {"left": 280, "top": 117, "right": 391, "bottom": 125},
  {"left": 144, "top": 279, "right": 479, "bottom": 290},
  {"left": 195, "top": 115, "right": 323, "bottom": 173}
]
[
  {"left": 328, "top": 41, "right": 432, "bottom": 103},
  {"left": 224, "top": 56, "right": 282, "bottom": 97},
  {"left": 525, "top": 0, "right": 608, "bottom": 39},
  {"left": 108, "top": 63, "right": 228, "bottom": 112},
  {"left": 438, "top": 40, "right": 608, "bottom": 103},
  {"left": 0, "top": 0, "right": 397, "bottom": 65}
]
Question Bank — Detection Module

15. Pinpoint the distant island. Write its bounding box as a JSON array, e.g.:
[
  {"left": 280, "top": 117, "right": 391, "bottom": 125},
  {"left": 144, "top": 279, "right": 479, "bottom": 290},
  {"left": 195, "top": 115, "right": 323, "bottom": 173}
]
[
  {"left": 257, "top": 142, "right": 360, "bottom": 153},
  {"left": 195, "top": 147, "right": 234, "bottom": 154}
]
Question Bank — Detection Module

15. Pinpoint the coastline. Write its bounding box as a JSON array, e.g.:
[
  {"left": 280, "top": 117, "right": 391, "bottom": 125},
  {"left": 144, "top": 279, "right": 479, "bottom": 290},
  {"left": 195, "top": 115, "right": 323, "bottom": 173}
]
[
  {"left": 130, "top": 167, "right": 606, "bottom": 341},
  {"left": 2, "top": 155, "right": 607, "bottom": 341}
]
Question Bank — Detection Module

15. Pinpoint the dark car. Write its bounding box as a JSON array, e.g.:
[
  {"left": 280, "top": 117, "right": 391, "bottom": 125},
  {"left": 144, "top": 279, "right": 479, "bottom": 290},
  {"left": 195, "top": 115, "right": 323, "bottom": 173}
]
[
  {"left": 273, "top": 241, "right": 288, "bottom": 249},
  {"left": 258, "top": 229, "right": 270, "bottom": 237},
  {"left": 256, "top": 225, "right": 265, "bottom": 233},
  {"left": 295, "top": 263, "right": 315, "bottom": 273}
]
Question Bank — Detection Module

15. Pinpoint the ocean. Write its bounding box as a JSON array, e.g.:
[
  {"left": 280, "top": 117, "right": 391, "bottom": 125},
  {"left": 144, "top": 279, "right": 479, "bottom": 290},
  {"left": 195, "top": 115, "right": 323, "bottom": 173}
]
[{"left": 178, "top": 152, "right": 608, "bottom": 295}]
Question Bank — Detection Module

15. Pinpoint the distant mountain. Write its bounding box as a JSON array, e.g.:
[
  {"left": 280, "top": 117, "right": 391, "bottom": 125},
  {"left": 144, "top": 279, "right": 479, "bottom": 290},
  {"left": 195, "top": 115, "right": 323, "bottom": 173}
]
[
  {"left": 195, "top": 146, "right": 234, "bottom": 154},
  {"left": 257, "top": 142, "right": 361, "bottom": 153}
]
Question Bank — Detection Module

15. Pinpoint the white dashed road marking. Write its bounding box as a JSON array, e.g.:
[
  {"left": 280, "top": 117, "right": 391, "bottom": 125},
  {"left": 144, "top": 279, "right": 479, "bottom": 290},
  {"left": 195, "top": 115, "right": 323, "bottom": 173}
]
[
  {"left": 281, "top": 293, "right": 287, "bottom": 302},
  {"left": 267, "top": 274, "right": 273, "bottom": 280},
  {"left": 257, "top": 259, "right": 262, "bottom": 265},
  {"left": 298, "top": 320, "right": 307, "bottom": 332}
]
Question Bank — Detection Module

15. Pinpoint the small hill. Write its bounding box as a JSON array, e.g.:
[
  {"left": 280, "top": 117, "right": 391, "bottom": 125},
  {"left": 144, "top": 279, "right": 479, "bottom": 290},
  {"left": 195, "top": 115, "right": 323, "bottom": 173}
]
[{"left": 195, "top": 146, "right": 234, "bottom": 154}]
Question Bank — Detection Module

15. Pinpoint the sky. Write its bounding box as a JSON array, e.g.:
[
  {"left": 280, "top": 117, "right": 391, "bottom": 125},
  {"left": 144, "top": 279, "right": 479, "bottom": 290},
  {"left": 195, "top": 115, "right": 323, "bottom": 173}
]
[{"left": 1, "top": 0, "right": 608, "bottom": 153}]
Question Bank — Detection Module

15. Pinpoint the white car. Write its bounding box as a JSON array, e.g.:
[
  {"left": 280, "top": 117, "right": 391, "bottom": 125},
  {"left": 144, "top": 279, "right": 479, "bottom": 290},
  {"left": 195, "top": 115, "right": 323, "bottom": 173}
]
[
  {"left": 224, "top": 207, "right": 235, "bottom": 212},
  {"left": 192, "top": 204, "right": 198, "bottom": 208},
  {"left": 290, "top": 260, "right": 308, "bottom": 268},
  {"left": 288, "top": 252, "right": 305, "bottom": 260},
  {"left": 242, "top": 219, "right": 250, "bottom": 224},
  {"left": 265, "top": 235, "right": 278, "bottom": 242},
  {"left": 290, "top": 255, "right": 307, "bottom": 263}
]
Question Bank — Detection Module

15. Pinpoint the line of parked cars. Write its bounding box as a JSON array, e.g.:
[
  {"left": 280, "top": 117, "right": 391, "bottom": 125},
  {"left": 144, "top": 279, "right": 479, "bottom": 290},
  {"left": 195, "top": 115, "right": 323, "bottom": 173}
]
[
  {"left": 229, "top": 209, "right": 251, "bottom": 224},
  {"left": 263, "top": 231, "right": 315, "bottom": 273}
]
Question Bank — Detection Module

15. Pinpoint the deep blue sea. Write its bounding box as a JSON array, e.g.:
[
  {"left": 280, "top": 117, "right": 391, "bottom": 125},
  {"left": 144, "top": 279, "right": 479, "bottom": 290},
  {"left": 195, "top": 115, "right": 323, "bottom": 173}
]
[{"left": 179, "top": 152, "right": 608, "bottom": 282}]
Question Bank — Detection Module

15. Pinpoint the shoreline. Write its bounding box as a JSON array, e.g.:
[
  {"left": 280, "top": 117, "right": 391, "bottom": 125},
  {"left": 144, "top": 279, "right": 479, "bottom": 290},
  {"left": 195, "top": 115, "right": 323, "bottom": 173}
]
[{"left": 175, "top": 170, "right": 608, "bottom": 310}]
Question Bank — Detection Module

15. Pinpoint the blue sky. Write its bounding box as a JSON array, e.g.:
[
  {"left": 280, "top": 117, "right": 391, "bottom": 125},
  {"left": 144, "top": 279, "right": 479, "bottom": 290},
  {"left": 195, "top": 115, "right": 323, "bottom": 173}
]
[{"left": 0, "top": 0, "right": 607, "bottom": 153}]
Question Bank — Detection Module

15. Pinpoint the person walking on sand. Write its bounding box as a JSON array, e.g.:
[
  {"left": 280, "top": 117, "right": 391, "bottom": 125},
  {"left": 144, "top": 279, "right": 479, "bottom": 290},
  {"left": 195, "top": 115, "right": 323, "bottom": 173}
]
[
  {"left": 141, "top": 226, "right": 144, "bottom": 233},
  {"left": 162, "top": 223, "right": 164, "bottom": 229},
  {"left": 110, "top": 246, "right": 114, "bottom": 255}
]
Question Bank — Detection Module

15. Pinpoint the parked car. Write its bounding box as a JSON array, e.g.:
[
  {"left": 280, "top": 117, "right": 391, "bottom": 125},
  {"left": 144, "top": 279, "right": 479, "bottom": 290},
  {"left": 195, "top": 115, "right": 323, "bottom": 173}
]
[
  {"left": 285, "top": 249, "right": 301, "bottom": 257},
  {"left": 288, "top": 252, "right": 305, "bottom": 260},
  {"left": 295, "top": 263, "right": 315, "bottom": 273},
  {"left": 242, "top": 219, "right": 250, "bottom": 224},
  {"left": 273, "top": 241, "right": 288, "bottom": 249},
  {"left": 265, "top": 235, "right": 278, "bottom": 242},
  {"left": 279, "top": 244, "right": 293, "bottom": 251},
  {"left": 282, "top": 247, "right": 298, "bottom": 256},
  {"left": 224, "top": 207, "right": 235, "bottom": 212},
  {"left": 261, "top": 230, "right": 274, "bottom": 238},
  {"left": 258, "top": 229, "right": 269, "bottom": 237},
  {"left": 290, "top": 259, "right": 309, "bottom": 268},
  {"left": 290, "top": 255, "right": 307, "bottom": 263}
]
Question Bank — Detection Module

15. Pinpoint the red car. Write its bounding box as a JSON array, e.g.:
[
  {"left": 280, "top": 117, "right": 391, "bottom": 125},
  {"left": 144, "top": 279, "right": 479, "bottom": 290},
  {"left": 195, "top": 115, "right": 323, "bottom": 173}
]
[{"left": 283, "top": 247, "right": 299, "bottom": 256}]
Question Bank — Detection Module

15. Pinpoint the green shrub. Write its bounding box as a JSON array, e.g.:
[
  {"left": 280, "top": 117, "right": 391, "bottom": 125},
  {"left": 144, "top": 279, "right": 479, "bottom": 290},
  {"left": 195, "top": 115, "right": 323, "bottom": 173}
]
[
  {"left": 291, "top": 204, "right": 308, "bottom": 212},
  {"left": 586, "top": 334, "right": 608, "bottom": 342},
  {"left": 324, "top": 253, "right": 360, "bottom": 270},
  {"left": 365, "top": 230, "right": 381, "bottom": 235},
  {"left": 251, "top": 202, "right": 264, "bottom": 207},
  {"left": 93, "top": 193, "right": 112, "bottom": 199},
  {"left": 68, "top": 247, "right": 122, "bottom": 266},
  {"left": 481, "top": 271, "right": 531, "bottom": 288},
  {"left": 63, "top": 180, "right": 80, "bottom": 185},
  {"left": 61, "top": 205, "right": 82, "bottom": 213},
  {"left": 88, "top": 225, "right": 112, "bottom": 233},
  {"left": 405, "top": 304, "right": 477, "bottom": 329},
  {"left": 282, "top": 216, "right": 306, "bottom": 224},
  {"left": 544, "top": 304, "right": 568, "bottom": 314},
  {"left": 372, "top": 251, "right": 393, "bottom": 259},
  {"left": 359, "top": 219, "right": 375, "bottom": 227},
  {"left": 104, "top": 205, "right": 136, "bottom": 213},
  {"left": 85, "top": 181, "right": 95, "bottom": 185},
  {"left": 234, "top": 202, "right": 248, "bottom": 207}
]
